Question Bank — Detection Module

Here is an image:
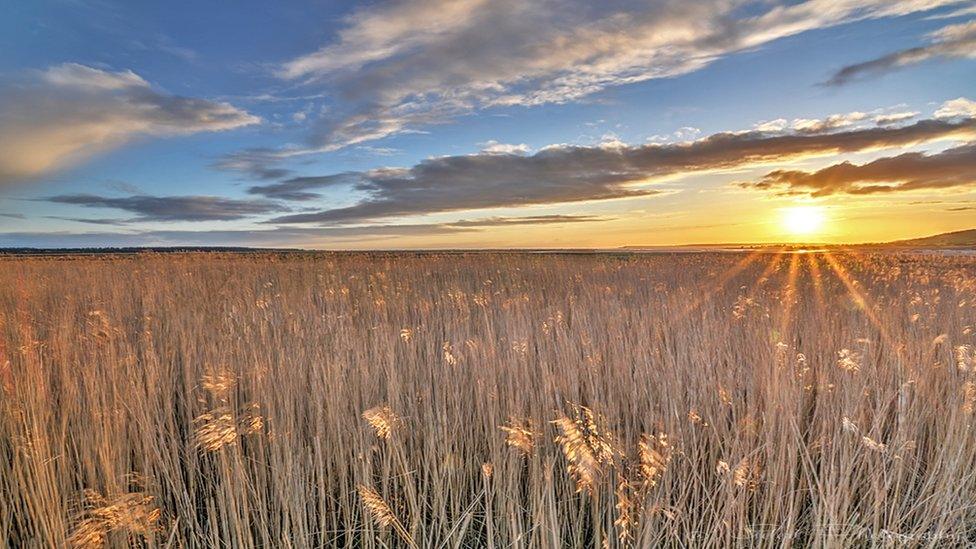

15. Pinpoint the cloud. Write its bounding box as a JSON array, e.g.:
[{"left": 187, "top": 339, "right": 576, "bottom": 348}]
[
  {"left": 907, "top": 198, "right": 976, "bottom": 205},
  {"left": 0, "top": 225, "right": 464, "bottom": 248},
  {"left": 446, "top": 214, "right": 610, "bottom": 227},
  {"left": 0, "top": 63, "right": 259, "bottom": 185},
  {"left": 648, "top": 127, "right": 703, "bottom": 143},
  {"left": 45, "top": 216, "right": 130, "bottom": 226},
  {"left": 874, "top": 111, "right": 919, "bottom": 125},
  {"left": 268, "top": 157, "right": 660, "bottom": 224},
  {"left": 216, "top": 142, "right": 405, "bottom": 182},
  {"left": 276, "top": 0, "right": 961, "bottom": 149},
  {"left": 791, "top": 112, "right": 869, "bottom": 133},
  {"left": 480, "top": 141, "right": 532, "bottom": 155},
  {"left": 248, "top": 173, "right": 361, "bottom": 201},
  {"left": 44, "top": 194, "right": 288, "bottom": 222},
  {"left": 928, "top": 4, "right": 976, "bottom": 20},
  {"left": 935, "top": 97, "right": 976, "bottom": 118},
  {"left": 0, "top": 214, "right": 608, "bottom": 248},
  {"left": 826, "top": 20, "right": 976, "bottom": 85},
  {"left": 263, "top": 116, "right": 976, "bottom": 224},
  {"left": 757, "top": 109, "right": 921, "bottom": 132},
  {"left": 212, "top": 149, "right": 294, "bottom": 180},
  {"left": 738, "top": 142, "right": 976, "bottom": 196},
  {"left": 356, "top": 145, "right": 402, "bottom": 156},
  {"left": 753, "top": 119, "right": 789, "bottom": 133}
]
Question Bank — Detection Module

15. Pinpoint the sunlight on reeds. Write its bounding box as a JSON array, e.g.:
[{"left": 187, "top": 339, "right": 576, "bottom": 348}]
[
  {"left": 2, "top": 250, "right": 976, "bottom": 546},
  {"left": 66, "top": 490, "right": 161, "bottom": 549}
]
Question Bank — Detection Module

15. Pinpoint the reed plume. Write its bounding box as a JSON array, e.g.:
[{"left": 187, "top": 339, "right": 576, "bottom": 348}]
[
  {"left": 357, "top": 485, "right": 415, "bottom": 547},
  {"left": 66, "top": 490, "right": 161, "bottom": 549},
  {"left": 362, "top": 405, "right": 400, "bottom": 440}
]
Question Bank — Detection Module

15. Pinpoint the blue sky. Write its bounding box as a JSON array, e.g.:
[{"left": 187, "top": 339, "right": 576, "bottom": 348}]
[{"left": 1, "top": 0, "right": 974, "bottom": 248}]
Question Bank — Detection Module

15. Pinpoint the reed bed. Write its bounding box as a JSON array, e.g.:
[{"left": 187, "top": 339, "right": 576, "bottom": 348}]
[{"left": 1, "top": 250, "right": 975, "bottom": 547}]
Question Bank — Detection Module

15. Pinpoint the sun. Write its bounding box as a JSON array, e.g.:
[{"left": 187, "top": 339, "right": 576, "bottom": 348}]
[{"left": 781, "top": 205, "right": 826, "bottom": 237}]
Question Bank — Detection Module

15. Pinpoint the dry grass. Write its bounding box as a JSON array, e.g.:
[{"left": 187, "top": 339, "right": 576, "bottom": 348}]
[{"left": 2, "top": 250, "right": 976, "bottom": 547}]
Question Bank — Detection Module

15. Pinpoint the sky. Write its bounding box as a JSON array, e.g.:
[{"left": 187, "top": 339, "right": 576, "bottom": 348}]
[{"left": 0, "top": 0, "right": 974, "bottom": 249}]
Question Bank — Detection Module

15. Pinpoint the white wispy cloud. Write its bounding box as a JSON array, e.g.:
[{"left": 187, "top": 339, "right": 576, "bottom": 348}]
[
  {"left": 276, "top": 0, "right": 965, "bottom": 150},
  {"left": 756, "top": 108, "right": 924, "bottom": 132},
  {"left": 935, "top": 97, "right": 976, "bottom": 118},
  {"left": 874, "top": 111, "right": 920, "bottom": 125},
  {"left": 479, "top": 141, "right": 532, "bottom": 155},
  {"left": 0, "top": 63, "right": 259, "bottom": 185}
]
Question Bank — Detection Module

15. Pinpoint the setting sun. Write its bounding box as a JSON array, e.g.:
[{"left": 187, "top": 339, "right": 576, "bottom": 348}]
[{"left": 782, "top": 205, "right": 826, "bottom": 237}]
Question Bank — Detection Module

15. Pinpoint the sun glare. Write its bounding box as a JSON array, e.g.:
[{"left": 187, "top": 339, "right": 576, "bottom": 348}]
[{"left": 781, "top": 206, "right": 825, "bottom": 237}]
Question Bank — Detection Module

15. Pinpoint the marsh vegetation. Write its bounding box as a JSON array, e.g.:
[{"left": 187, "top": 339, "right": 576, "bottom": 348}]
[{"left": 2, "top": 251, "right": 975, "bottom": 547}]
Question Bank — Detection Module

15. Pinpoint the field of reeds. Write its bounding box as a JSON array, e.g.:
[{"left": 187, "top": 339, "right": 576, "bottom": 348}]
[{"left": 2, "top": 250, "right": 976, "bottom": 547}]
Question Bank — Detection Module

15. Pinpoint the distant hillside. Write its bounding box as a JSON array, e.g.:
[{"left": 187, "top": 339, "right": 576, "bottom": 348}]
[{"left": 889, "top": 229, "right": 976, "bottom": 247}]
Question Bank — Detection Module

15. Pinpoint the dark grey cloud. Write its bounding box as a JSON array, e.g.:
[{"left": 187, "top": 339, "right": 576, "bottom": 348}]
[
  {"left": 248, "top": 173, "right": 360, "bottom": 200},
  {"left": 45, "top": 216, "right": 129, "bottom": 225},
  {"left": 45, "top": 194, "right": 288, "bottom": 222},
  {"left": 446, "top": 215, "right": 610, "bottom": 227},
  {"left": 268, "top": 153, "right": 660, "bottom": 224},
  {"left": 0, "top": 63, "right": 258, "bottom": 185},
  {"left": 826, "top": 20, "right": 976, "bottom": 86},
  {"left": 263, "top": 117, "right": 976, "bottom": 224},
  {"left": 739, "top": 142, "right": 976, "bottom": 196},
  {"left": 212, "top": 148, "right": 294, "bottom": 180},
  {"left": 1, "top": 212, "right": 25, "bottom": 220}
]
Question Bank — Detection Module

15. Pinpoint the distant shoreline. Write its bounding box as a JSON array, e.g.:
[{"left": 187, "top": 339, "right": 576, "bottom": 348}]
[{"left": 1, "top": 244, "right": 973, "bottom": 258}]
